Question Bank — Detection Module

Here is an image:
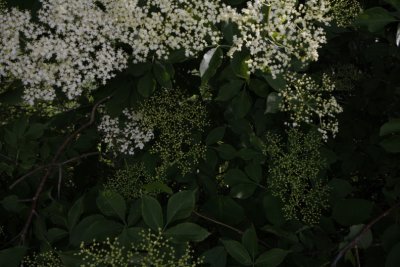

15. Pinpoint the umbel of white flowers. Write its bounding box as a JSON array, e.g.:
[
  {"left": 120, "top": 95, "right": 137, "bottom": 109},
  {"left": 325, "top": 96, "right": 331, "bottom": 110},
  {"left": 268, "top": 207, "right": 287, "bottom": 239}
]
[{"left": 0, "top": 0, "right": 331, "bottom": 104}]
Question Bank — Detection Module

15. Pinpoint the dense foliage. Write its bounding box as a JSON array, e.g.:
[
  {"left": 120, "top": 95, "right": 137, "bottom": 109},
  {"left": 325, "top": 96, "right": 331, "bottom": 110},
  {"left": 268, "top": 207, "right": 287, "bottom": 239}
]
[{"left": 1, "top": 0, "right": 400, "bottom": 266}]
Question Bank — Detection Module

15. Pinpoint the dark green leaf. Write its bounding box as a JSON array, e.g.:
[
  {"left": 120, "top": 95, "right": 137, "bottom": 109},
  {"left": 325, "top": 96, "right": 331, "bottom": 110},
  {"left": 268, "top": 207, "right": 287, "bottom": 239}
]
[
  {"left": 242, "top": 226, "right": 258, "bottom": 259},
  {"left": 1, "top": 195, "right": 24, "bottom": 213},
  {"left": 153, "top": 62, "right": 172, "bottom": 88},
  {"left": 386, "top": 242, "right": 400, "bottom": 267},
  {"left": 25, "top": 123, "right": 45, "bottom": 139},
  {"left": 96, "top": 190, "right": 126, "bottom": 223},
  {"left": 67, "top": 197, "right": 84, "bottom": 230},
  {"left": 206, "top": 126, "right": 226, "bottom": 145},
  {"left": 215, "top": 80, "right": 244, "bottom": 101},
  {"left": 245, "top": 162, "right": 262, "bottom": 183},
  {"left": 137, "top": 72, "right": 156, "bottom": 97},
  {"left": 232, "top": 90, "right": 252, "bottom": 118},
  {"left": 165, "top": 222, "right": 209, "bottom": 242},
  {"left": 166, "top": 190, "right": 195, "bottom": 225},
  {"left": 355, "top": 7, "right": 396, "bottom": 32},
  {"left": 47, "top": 228, "right": 68, "bottom": 243},
  {"left": 0, "top": 246, "right": 27, "bottom": 267},
  {"left": 143, "top": 181, "right": 173, "bottom": 195},
  {"left": 127, "top": 200, "right": 142, "bottom": 226},
  {"left": 222, "top": 239, "right": 252, "bottom": 266},
  {"left": 263, "top": 194, "right": 285, "bottom": 227},
  {"left": 380, "top": 135, "right": 400, "bottom": 153},
  {"left": 202, "top": 246, "right": 227, "bottom": 267},
  {"left": 255, "top": 248, "right": 290, "bottom": 267},
  {"left": 141, "top": 195, "right": 163, "bottom": 231},
  {"left": 216, "top": 144, "right": 237, "bottom": 160},
  {"left": 231, "top": 51, "right": 250, "bottom": 80},
  {"left": 386, "top": 0, "right": 400, "bottom": 10},
  {"left": 380, "top": 119, "right": 400, "bottom": 136},
  {"left": 344, "top": 224, "right": 373, "bottom": 249}
]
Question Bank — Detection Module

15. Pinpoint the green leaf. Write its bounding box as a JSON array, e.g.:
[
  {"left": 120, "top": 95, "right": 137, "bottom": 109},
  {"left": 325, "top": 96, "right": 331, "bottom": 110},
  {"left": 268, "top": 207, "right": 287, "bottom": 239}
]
[
  {"left": 127, "top": 200, "right": 142, "bottom": 226},
  {"left": 165, "top": 222, "right": 210, "bottom": 242},
  {"left": 1, "top": 195, "right": 24, "bottom": 213},
  {"left": 202, "top": 246, "right": 227, "bottom": 267},
  {"left": 78, "top": 219, "right": 123, "bottom": 244},
  {"left": 380, "top": 135, "right": 400, "bottom": 153},
  {"left": 222, "top": 240, "right": 252, "bottom": 266},
  {"left": 58, "top": 251, "right": 85, "bottom": 267},
  {"left": 255, "top": 248, "right": 290, "bottom": 267},
  {"left": 328, "top": 179, "right": 352, "bottom": 200},
  {"left": 153, "top": 62, "right": 172, "bottom": 88},
  {"left": 245, "top": 162, "right": 262, "bottom": 183},
  {"left": 344, "top": 224, "right": 373, "bottom": 249},
  {"left": 206, "top": 126, "right": 226, "bottom": 145},
  {"left": 141, "top": 195, "right": 163, "bottom": 231},
  {"left": 215, "top": 80, "right": 244, "bottom": 101},
  {"left": 0, "top": 246, "right": 27, "bottom": 267},
  {"left": 332, "top": 199, "right": 373, "bottom": 226},
  {"left": 200, "top": 47, "right": 223, "bottom": 84},
  {"left": 355, "top": 7, "right": 396, "bottom": 32},
  {"left": 224, "top": 168, "right": 249, "bottom": 186},
  {"left": 97, "top": 190, "right": 126, "bottom": 223},
  {"left": 249, "top": 79, "right": 269, "bottom": 97},
  {"left": 386, "top": 242, "right": 400, "bottom": 267},
  {"left": 137, "top": 72, "right": 156, "bottom": 97},
  {"left": 67, "top": 197, "right": 84, "bottom": 230},
  {"left": 166, "top": 190, "right": 195, "bottom": 225},
  {"left": 25, "top": 123, "right": 45, "bottom": 139},
  {"left": 202, "top": 196, "right": 245, "bottom": 225},
  {"left": 263, "top": 194, "right": 285, "bottom": 227},
  {"left": 118, "top": 227, "right": 142, "bottom": 247},
  {"left": 232, "top": 90, "right": 252, "bottom": 118},
  {"left": 231, "top": 51, "right": 250, "bottom": 80},
  {"left": 47, "top": 228, "right": 68, "bottom": 243},
  {"left": 380, "top": 119, "right": 400, "bottom": 136},
  {"left": 143, "top": 181, "right": 173, "bottom": 195},
  {"left": 242, "top": 226, "right": 258, "bottom": 259},
  {"left": 264, "top": 74, "right": 286, "bottom": 91},
  {"left": 230, "top": 184, "right": 257, "bottom": 199},
  {"left": 385, "top": 0, "right": 400, "bottom": 10},
  {"left": 216, "top": 144, "right": 237, "bottom": 160},
  {"left": 265, "top": 92, "right": 282, "bottom": 114}
]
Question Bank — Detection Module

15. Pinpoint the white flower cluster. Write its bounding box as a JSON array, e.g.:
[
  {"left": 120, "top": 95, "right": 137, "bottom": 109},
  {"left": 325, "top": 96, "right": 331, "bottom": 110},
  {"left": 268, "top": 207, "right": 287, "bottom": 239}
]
[
  {"left": 98, "top": 109, "right": 154, "bottom": 155},
  {"left": 220, "top": 0, "right": 331, "bottom": 77},
  {"left": 102, "top": 0, "right": 222, "bottom": 60},
  {"left": 279, "top": 73, "right": 343, "bottom": 140},
  {"left": 0, "top": 0, "right": 222, "bottom": 104},
  {"left": 0, "top": 0, "right": 332, "bottom": 103},
  {"left": 0, "top": 0, "right": 128, "bottom": 104}
]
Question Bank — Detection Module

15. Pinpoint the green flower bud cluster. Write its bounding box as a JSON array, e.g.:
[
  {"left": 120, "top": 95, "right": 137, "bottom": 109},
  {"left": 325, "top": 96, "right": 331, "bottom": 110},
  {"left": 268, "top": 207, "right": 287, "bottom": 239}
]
[
  {"left": 78, "top": 229, "right": 203, "bottom": 267},
  {"left": 264, "top": 129, "right": 329, "bottom": 225},
  {"left": 138, "top": 89, "right": 208, "bottom": 177},
  {"left": 22, "top": 250, "right": 63, "bottom": 267},
  {"left": 104, "top": 162, "right": 159, "bottom": 200},
  {"left": 330, "top": 0, "right": 362, "bottom": 27}
]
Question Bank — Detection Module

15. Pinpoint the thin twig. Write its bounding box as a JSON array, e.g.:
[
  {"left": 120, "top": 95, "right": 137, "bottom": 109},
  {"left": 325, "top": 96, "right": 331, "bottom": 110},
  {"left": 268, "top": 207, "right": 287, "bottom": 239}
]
[
  {"left": 15, "top": 95, "right": 112, "bottom": 244},
  {"left": 331, "top": 202, "right": 400, "bottom": 267},
  {"left": 57, "top": 164, "right": 62, "bottom": 200},
  {"left": 193, "top": 210, "right": 271, "bottom": 248},
  {"left": 9, "top": 151, "right": 100, "bottom": 190}
]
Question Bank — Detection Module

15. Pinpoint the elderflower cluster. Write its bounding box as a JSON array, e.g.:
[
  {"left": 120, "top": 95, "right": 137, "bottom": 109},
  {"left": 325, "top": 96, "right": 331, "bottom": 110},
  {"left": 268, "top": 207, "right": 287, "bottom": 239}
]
[
  {"left": 22, "top": 250, "right": 63, "bottom": 267},
  {"left": 220, "top": 0, "right": 331, "bottom": 77},
  {"left": 330, "top": 0, "right": 362, "bottom": 27},
  {"left": 264, "top": 129, "right": 329, "bottom": 225},
  {"left": 138, "top": 89, "right": 208, "bottom": 177},
  {"left": 0, "top": 0, "right": 128, "bottom": 104},
  {"left": 78, "top": 230, "right": 203, "bottom": 267},
  {"left": 279, "top": 73, "right": 343, "bottom": 140},
  {"left": 101, "top": 0, "right": 222, "bottom": 60},
  {"left": 105, "top": 162, "right": 160, "bottom": 200},
  {"left": 98, "top": 109, "right": 154, "bottom": 155}
]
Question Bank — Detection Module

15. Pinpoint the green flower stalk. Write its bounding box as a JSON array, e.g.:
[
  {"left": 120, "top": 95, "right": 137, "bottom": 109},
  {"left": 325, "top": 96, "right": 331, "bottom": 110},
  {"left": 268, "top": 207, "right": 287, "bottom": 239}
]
[{"left": 264, "top": 129, "right": 329, "bottom": 224}]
